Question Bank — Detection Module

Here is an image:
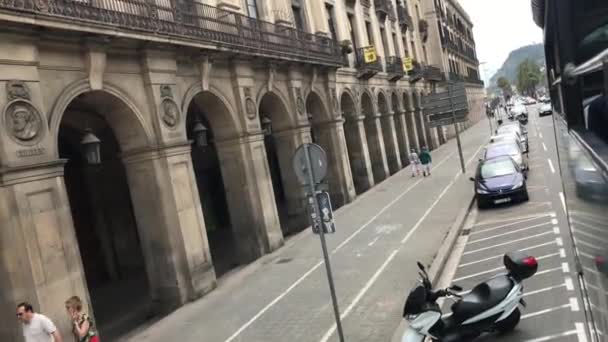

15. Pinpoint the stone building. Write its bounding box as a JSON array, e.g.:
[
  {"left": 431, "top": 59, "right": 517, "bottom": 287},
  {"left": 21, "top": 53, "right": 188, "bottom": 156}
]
[{"left": 0, "top": 0, "right": 482, "bottom": 340}]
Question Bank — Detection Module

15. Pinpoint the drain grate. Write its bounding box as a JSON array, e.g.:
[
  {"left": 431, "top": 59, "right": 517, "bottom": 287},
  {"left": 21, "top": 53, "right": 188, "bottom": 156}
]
[
  {"left": 461, "top": 228, "right": 471, "bottom": 236},
  {"left": 275, "top": 258, "right": 293, "bottom": 264}
]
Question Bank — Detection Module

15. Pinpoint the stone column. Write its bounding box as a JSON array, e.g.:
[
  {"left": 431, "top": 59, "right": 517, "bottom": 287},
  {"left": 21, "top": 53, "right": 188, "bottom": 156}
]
[
  {"left": 365, "top": 114, "right": 390, "bottom": 182},
  {"left": 271, "top": 127, "right": 311, "bottom": 233},
  {"left": 394, "top": 111, "right": 412, "bottom": 166},
  {"left": 215, "top": 134, "right": 284, "bottom": 259},
  {"left": 407, "top": 110, "right": 421, "bottom": 151},
  {"left": 416, "top": 109, "right": 429, "bottom": 148},
  {"left": 122, "top": 146, "right": 217, "bottom": 310},
  {"left": 380, "top": 112, "right": 403, "bottom": 174},
  {"left": 0, "top": 162, "right": 90, "bottom": 341},
  {"left": 312, "top": 119, "right": 356, "bottom": 207},
  {"left": 426, "top": 118, "right": 441, "bottom": 150},
  {"left": 344, "top": 116, "right": 375, "bottom": 193}
]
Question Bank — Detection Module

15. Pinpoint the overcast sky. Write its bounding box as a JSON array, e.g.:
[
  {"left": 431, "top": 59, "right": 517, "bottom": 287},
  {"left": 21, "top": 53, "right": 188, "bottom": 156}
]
[{"left": 458, "top": 0, "right": 544, "bottom": 82}]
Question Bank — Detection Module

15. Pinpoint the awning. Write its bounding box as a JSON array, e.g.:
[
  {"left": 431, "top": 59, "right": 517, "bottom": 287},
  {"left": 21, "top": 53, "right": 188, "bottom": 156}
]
[{"left": 531, "top": 0, "right": 545, "bottom": 28}]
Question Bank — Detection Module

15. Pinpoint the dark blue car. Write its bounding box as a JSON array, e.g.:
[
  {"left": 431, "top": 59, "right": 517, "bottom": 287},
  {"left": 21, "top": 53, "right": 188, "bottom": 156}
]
[{"left": 471, "top": 156, "right": 529, "bottom": 208}]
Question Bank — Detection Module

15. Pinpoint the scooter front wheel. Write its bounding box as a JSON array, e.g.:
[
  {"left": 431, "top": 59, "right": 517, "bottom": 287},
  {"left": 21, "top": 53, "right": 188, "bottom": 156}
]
[{"left": 494, "top": 308, "right": 521, "bottom": 334}]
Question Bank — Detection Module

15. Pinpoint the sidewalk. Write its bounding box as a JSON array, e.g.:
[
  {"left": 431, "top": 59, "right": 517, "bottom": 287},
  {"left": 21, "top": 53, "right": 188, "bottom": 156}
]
[{"left": 124, "top": 119, "right": 490, "bottom": 342}]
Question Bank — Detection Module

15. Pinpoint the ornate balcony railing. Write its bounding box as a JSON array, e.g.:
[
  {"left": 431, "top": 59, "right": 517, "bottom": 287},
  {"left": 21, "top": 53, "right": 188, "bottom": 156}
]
[
  {"left": 408, "top": 60, "right": 423, "bottom": 83},
  {"left": 0, "top": 0, "right": 342, "bottom": 66},
  {"left": 386, "top": 56, "right": 405, "bottom": 82},
  {"left": 361, "top": 0, "right": 372, "bottom": 8},
  {"left": 465, "top": 75, "right": 484, "bottom": 86},
  {"left": 374, "top": 0, "right": 394, "bottom": 21},
  {"left": 448, "top": 72, "right": 465, "bottom": 82},
  {"left": 355, "top": 46, "right": 382, "bottom": 80},
  {"left": 423, "top": 65, "right": 445, "bottom": 82},
  {"left": 397, "top": 5, "right": 413, "bottom": 31}
]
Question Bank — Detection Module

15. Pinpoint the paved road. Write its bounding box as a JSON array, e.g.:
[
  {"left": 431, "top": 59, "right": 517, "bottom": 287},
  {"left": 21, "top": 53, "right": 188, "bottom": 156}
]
[
  {"left": 125, "top": 119, "right": 491, "bottom": 342},
  {"left": 442, "top": 105, "right": 589, "bottom": 342}
]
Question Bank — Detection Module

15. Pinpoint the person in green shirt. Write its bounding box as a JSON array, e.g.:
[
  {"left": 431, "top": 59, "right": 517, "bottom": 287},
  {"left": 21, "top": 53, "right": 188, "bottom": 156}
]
[{"left": 419, "top": 146, "right": 432, "bottom": 177}]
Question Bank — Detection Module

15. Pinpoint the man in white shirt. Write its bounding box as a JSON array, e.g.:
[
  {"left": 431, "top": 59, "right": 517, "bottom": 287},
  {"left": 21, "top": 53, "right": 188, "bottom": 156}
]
[{"left": 17, "top": 302, "right": 63, "bottom": 342}]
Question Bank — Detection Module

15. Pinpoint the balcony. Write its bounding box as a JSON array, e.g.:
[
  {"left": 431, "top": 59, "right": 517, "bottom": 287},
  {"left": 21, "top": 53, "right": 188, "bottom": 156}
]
[
  {"left": 386, "top": 57, "right": 405, "bottom": 82},
  {"left": 374, "top": 0, "right": 394, "bottom": 21},
  {"left": 423, "top": 65, "right": 445, "bottom": 82},
  {"left": 355, "top": 47, "right": 383, "bottom": 80},
  {"left": 397, "top": 6, "right": 413, "bottom": 31},
  {"left": 0, "top": 0, "right": 342, "bottom": 67},
  {"left": 448, "top": 72, "right": 465, "bottom": 82},
  {"left": 361, "top": 0, "right": 372, "bottom": 7},
  {"left": 408, "top": 61, "right": 424, "bottom": 83},
  {"left": 465, "top": 75, "right": 485, "bottom": 86}
]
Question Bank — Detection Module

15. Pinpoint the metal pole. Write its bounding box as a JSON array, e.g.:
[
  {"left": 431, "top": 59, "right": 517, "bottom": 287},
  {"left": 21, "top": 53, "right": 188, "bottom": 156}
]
[
  {"left": 449, "top": 83, "right": 466, "bottom": 174},
  {"left": 303, "top": 144, "right": 345, "bottom": 342}
]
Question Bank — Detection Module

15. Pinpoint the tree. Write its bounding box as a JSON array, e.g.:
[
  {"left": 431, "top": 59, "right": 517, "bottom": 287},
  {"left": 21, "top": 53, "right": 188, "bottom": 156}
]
[
  {"left": 497, "top": 77, "right": 512, "bottom": 96},
  {"left": 516, "top": 59, "right": 542, "bottom": 97}
]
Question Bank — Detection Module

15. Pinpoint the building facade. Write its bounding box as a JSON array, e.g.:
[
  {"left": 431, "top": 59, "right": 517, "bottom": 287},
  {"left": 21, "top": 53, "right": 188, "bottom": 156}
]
[{"left": 0, "top": 0, "right": 482, "bottom": 340}]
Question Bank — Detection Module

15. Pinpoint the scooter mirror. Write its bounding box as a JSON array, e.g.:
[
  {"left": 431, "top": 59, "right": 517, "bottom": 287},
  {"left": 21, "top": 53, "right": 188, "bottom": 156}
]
[
  {"left": 450, "top": 285, "right": 463, "bottom": 292},
  {"left": 417, "top": 261, "right": 425, "bottom": 271}
]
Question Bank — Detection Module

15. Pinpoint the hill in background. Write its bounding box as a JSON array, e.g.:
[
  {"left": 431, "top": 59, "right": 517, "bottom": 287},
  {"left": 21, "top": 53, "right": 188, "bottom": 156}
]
[{"left": 489, "top": 43, "right": 545, "bottom": 90}]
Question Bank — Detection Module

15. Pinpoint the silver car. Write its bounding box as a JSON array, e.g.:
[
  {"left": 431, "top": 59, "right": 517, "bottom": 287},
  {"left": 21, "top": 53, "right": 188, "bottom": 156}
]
[{"left": 484, "top": 141, "right": 529, "bottom": 171}]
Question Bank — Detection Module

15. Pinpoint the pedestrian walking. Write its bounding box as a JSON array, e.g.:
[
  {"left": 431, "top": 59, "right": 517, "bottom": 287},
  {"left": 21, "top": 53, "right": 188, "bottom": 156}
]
[
  {"left": 419, "top": 146, "right": 432, "bottom": 177},
  {"left": 65, "top": 296, "right": 99, "bottom": 342},
  {"left": 17, "top": 302, "right": 63, "bottom": 342},
  {"left": 408, "top": 148, "right": 421, "bottom": 177}
]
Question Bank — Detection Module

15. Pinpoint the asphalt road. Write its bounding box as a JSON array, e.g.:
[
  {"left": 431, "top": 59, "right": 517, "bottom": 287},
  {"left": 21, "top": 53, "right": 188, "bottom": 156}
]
[
  {"left": 126, "top": 118, "right": 491, "bottom": 342},
  {"left": 442, "top": 105, "right": 590, "bottom": 342}
]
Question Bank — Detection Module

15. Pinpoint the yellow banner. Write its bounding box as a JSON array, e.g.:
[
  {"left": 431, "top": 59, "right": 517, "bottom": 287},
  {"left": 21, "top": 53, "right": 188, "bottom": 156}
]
[
  {"left": 403, "top": 57, "right": 413, "bottom": 72},
  {"left": 363, "top": 46, "right": 377, "bottom": 63}
]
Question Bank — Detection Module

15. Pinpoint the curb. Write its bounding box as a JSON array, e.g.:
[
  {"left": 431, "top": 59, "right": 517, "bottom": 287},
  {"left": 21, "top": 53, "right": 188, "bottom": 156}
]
[{"left": 390, "top": 194, "right": 476, "bottom": 342}]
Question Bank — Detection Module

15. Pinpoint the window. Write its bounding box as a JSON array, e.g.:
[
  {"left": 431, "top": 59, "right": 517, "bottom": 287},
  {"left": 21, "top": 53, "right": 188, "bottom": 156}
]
[
  {"left": 380, "top": 27, "right": 389, "bottom": 56},
  {"left": 393, "top": 33, "right": 400, "bottom": 57},
  {"left": 293, "top": 5, "right": 305, "bottom": 31},
  {"left": 326, "top": 4, "right": 337, "bottom": 41},
  {"left": 366, "top": 22, "right": 374, "bottom": 45},
  {"left": 246, "top": 0, "right": 258, "bottom": 19},
  {"left": 348, "top": 14, "right": 358, "bottom": 50}
]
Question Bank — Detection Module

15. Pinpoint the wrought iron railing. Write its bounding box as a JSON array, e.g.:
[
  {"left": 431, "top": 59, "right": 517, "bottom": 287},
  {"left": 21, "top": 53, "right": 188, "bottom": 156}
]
[
  {"left": 408, "top": 60, "right": 424, "bottom": 83},
  {"left": 423, "top": 65, "right": 445, "bottom": 81},
  {"left": 465, "top": 75, "right": 484, "bottom": 85},
  {"left": 374, "top": 0, "right": 394, "bottom": 20},
  {"left": 386, "top": 56, "right": 405, "bottom": 81},
  {"left": 361, "top": 0, "right": 372, "bottom": 8},
  {"left": 397, "top": 5, "right": 413, "bottom": 30},
  {"left": 0, "top": 0, "right": 342, "bottom": 66},
  {"left": 355, "top": 47, "right": 382, "bottom": 79}
]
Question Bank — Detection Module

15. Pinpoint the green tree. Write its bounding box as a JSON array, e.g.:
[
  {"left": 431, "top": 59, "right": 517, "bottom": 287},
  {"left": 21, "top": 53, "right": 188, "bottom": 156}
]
[
  {"left": 496, "top": 77, "right": 512, "bottom": 96},
  {"left": 516, "top": 59, "right": 542, "bottom": 97}
]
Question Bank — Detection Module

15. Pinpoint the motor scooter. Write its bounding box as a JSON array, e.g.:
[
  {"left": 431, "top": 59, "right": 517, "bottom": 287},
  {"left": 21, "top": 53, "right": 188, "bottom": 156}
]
[{"left": 401, "top": 251, "right": 538, "bottom": 342}]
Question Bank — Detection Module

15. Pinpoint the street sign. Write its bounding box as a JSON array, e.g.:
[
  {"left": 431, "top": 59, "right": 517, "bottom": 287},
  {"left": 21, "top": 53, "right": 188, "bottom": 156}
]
[
  {"left": 293, "top": 143, "right": 328, "bottom": 186},
  {"left": 403, "top": 57, "right": 413, "bottom": 71},
  {"left": 316, "top": 191, "right": 336, "bottom": 234},
  {"left": 363, "top": 46, "right": 377, "bottom": 63}
]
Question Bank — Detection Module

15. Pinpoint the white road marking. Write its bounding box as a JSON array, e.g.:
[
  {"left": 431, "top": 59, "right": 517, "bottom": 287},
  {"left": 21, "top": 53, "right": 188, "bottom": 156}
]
[
  {"left": 571, "top": 297, "right": 580, "bottom": 312},
  {"left": 521, "top": 329, "right": 578, "bottom": 342},
  {"left": 548, "top": 158, "right": 556, "bottom": 173},
  {"left": 551, "top": 218, "right": 559, "bottom": 225},
  {"left": 560, "top": 248, "right": 566, "bottom": 258},
  {"left": 368, "top": 237, "right": 379, "bottom": 247},
  {"left": 523, "top": 283, "right": 567, "bottom": 297},
  {"left": 576, "top": 322, "right": 589, "bottom": 342},
  {"left": 458, "top": 240, "right": 557, "bottom": 268},
  {"left": 566, "top": 277, "right": 574, "bottom": 291},
  {"left": 551, "top": 212, "right": 556, "bottom": 218},
  {"left": 563, "top": 262, "right": 570, "bottom": 273},
  {"left": 575, "top": 237, "right": 603, "bottom": 251},
  {"left": 559, "top": 192, "right": 567, "bottom": 213},
  {"left": 574, "top": 228, "right": 608, "bottom": 244},
  {"left": 454, "top": 252, "right": 561, "bottom": 282},
  {"left": 401, "top": 180, "right": 455, "bottom": 244},
  {"left": 471, "top": 215, "right": 552, "bottom": 235},
  {"left": 573, "top": 219, "right": 608, "bottom": 236},
  {"left": 521, "top": 303, "right": 571, "bottom": 319},
  {"left": 318, "top": 250, "right": 399, "bottom": 342},
  {"left": 542, "top": 142, "right": 547, "bottom": 151},
  {"left": 556, "top": 237, "right": 563, "bottom": 246},
  {"left": 468, "top": 222, "right": 552, "bottom": 244},
  {"left": 554, "top": 227, "right": 560, "bottom": 234},
  {"left": 223, "top": 260, "right": 324, "bottom": 342},
  {"left": 463, "top": 232, "right": 554, "bottom": 255},
  {"left": 539, "top": 132, "right": 543, "bottom": 138}
]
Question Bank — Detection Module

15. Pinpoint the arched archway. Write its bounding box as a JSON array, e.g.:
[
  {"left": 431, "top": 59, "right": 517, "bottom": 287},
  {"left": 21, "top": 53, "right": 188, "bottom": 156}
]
[
  {"left": 412, "top": 92, "right": 427, "bottom": 149},
  {"left": 392, "top": 92, "right": 410, "bottom": 166},
  {"left": 341, "top": 91, "right": 373, "bottom": 194},
  {"left": 362, "top": 92, "right": 389, "bottom": 183},
  {"left": 378, "top": 91, "right": 402, "bottom": 174},
  {"left": 185, "top": 91, "right": 244, "bottom": 276},
  {"left": 259, "top": 91, "right": 306, "bottom": 235},
  {"left": 58, "top": 90, "right": 152, "bottom": 340},
  {"left": 306, "top": 91, "right": 354, "bottom": 207}
]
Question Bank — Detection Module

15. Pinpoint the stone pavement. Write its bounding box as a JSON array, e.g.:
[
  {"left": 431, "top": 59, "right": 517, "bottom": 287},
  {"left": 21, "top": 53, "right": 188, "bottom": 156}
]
[{"left": 124, "top": 119, "right": 491, "bottom": 342}]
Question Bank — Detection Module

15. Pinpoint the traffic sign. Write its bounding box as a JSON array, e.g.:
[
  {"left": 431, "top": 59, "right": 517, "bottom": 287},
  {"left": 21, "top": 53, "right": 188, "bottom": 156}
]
[
  {"left": 316, "top": 191, "right": 336, "bottom": 234},
  {"left": 293, "top": 143, "right": 328, "bottom": 186}
]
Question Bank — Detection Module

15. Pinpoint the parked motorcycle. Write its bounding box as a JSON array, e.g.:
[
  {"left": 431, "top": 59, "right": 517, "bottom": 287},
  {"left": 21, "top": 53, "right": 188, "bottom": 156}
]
[{"left": 401, "top": 251, "right": 538, "bottom": 341}]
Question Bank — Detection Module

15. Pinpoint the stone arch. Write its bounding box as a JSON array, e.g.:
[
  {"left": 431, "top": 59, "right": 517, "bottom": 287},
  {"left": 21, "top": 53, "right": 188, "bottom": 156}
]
[
  {"left": 305, "top": 90, "right": 332, "bottom": 124},
  {"left": 49, "top": 79, "right": 154, "bottom": 157},
  {"left": 361, "top": 91, "right": 376, "bottom": 117},
  {"left": 341, "top": 90, "right": 373, "bottom": 194},
  {"left": 305, "top": 86, "right": 333, "bottom": 121},
  {"left": 377, "top": 91, "right": 389, "bottom": 115},
  {"left": 257, "top": 87, "right": 296, "bottom": 132},
  {"left": 362, "top": 90, "right": 389, "bottom": 182},
  {"left": 391, "top": 91, "right": 401, "bottom": 113},
  {"left": 339, "top": 88, "right": 359, "bottom": 118},
  {"left": 181, "top": 83, "right": 242, "bottom": 139}
]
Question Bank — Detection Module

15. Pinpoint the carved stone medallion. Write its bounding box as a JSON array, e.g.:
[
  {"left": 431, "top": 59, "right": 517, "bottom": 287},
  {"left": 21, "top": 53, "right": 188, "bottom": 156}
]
[
  {"left": 161, "top": 99, "right": 180, "bottom": 128},
  {"left": 160, "top": 84, "right": 173, "bottom": 99},
  {"left": 5, "top": 101, "right": 43, "bottom": 145}
]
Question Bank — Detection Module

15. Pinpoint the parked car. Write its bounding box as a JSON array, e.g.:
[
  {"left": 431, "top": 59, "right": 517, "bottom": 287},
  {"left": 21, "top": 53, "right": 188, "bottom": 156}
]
[
  {"left": 539, "top": 102, "right": 553, "bottom": 116},
  {"left": 490, "top": 133, "right": 527, "bottom": 153},
  {"left": 497, "top": 124, "right": 529, "bottom": 152},
  {"left": 511, "top": 104, "right": 528, "bottom": 117},
  {"left": 471, "top": 155, "right": 529, "bottom": 208},
  {"left": 484, "top": 141, "right": 529, "bottom": 170}
]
